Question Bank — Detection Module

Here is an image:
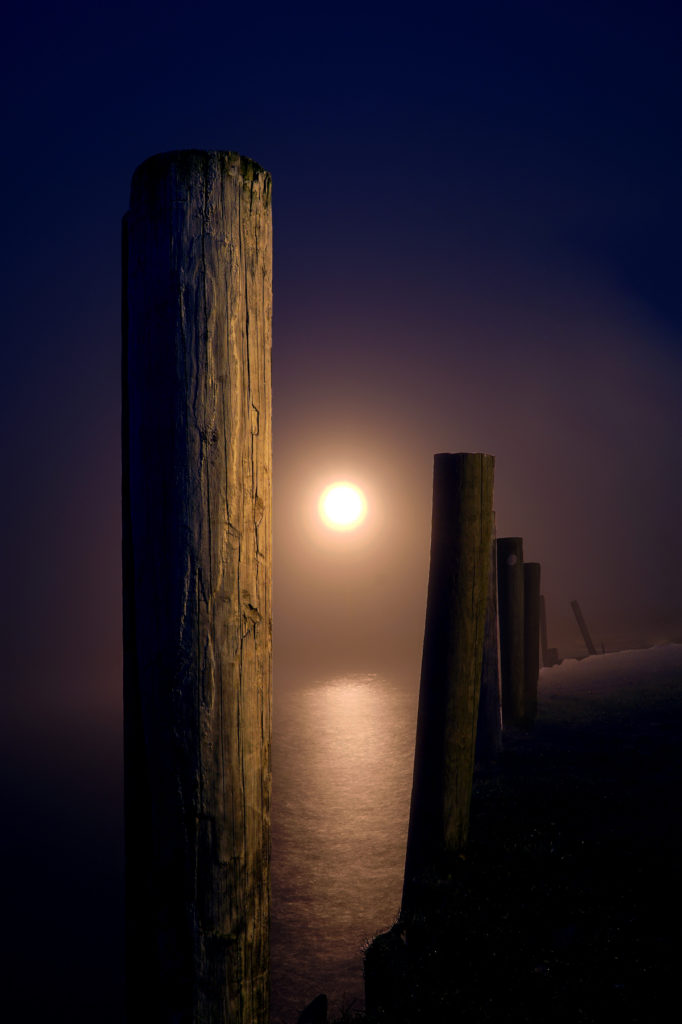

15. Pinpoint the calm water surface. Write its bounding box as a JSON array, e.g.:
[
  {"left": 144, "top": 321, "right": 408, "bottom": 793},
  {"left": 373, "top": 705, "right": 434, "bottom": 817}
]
[{"left": 271, "top": 673, "right": 417, "bottom": 1023}]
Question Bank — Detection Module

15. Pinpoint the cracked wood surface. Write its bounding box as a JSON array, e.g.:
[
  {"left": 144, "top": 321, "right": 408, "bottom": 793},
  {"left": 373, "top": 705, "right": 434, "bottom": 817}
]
[{"left": 123, "top": 150, "right": 272, "bottom": 1024}]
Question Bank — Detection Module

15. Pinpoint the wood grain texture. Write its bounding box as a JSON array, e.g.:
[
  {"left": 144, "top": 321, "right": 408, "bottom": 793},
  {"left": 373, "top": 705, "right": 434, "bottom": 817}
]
[
  {"left": 402, "top": 453, "right": 494, "bottom": 913},
  {"left": 122, "top": 150, "right": 272, "bottom": 1024}
]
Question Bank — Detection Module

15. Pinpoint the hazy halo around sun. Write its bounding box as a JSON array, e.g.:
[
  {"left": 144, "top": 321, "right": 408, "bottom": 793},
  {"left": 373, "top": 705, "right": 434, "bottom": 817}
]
[{"left": 318, "top": 481, "right": 368, "bottom": 531}]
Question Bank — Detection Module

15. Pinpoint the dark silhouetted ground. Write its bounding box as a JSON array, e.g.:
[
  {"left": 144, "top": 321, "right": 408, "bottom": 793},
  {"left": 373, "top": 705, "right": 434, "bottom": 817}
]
[{"left": 362, "top": 647, "right": 682, "bottom": 1023}]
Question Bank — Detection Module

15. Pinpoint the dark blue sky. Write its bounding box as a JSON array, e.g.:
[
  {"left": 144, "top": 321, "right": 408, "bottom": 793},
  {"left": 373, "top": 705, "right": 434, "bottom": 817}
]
[{"left": 1, "top": 2, "right": 680, "bottom": 1018}]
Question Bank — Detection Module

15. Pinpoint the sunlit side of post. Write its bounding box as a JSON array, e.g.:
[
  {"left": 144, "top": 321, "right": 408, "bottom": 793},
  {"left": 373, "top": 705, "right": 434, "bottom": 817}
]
[
  {"left": 122, "top": 151, "right": 272, "bottom": 1023},
  {"left": 402, "top": 453, "right": 494, "bottom": 915}
]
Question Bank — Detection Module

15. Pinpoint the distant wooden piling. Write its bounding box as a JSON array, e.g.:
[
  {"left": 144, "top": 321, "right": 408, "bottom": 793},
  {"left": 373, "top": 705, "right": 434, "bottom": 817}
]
[
  {"left": 475, "top": 516, "right": 501, "bottom": 766},
  {"left": 540, "top": 594, "right": 548, "bottom": 662},
  {"left": 122, "top": 151, "right": 272, "bottom": 1024},
  {"left": 402, "top": 453, "right": 494, "bottom": 914},
  {"left": 497, "top": 537, "right": 524, "bottom": 728},
  {"left": 540, "top": 595, "right": 560, "bottom": 667},
  {"left": 571, "top": 599, "right": 598, "bottom": 656},
  {"left": 523, "top": 562, "right": 541, "bottom": 724}
]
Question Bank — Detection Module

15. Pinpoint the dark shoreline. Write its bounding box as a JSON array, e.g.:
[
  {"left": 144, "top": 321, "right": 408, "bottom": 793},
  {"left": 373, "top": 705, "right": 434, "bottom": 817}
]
[{"left": 360, "top": 647, "right": 682, "bottom": 1022}]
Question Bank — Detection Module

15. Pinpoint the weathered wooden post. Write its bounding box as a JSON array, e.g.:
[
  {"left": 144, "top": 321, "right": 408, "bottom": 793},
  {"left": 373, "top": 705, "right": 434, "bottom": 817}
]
[
  {"left": 402, "top": 453, "right": 494, "bottom": 915},
  {"left": 475, "top": 515, "right": 502, "bottom": 766},
  {"left": 570, "top": 599, "right": 598, "bottom": 656},
  {"left": 540, "top": 593, "right": 549, "bottom": 665},
  {"left": 523, "top": 562, "right": 541, "bottom": 725},
  {"left": 540, "top": 594, "right": 560, "bottom": 667},
  {"left": 496, "top": 537, "right": 524, "bottom": 729},
  {"left": 122, "top": 151, "right": 272, "bottom": 1024}
]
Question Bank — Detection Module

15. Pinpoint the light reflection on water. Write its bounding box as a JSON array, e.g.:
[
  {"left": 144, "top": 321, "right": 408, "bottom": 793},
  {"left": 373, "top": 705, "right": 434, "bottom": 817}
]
[{"left": 271, "top": 673, "right": 417, "bottom": 1023}]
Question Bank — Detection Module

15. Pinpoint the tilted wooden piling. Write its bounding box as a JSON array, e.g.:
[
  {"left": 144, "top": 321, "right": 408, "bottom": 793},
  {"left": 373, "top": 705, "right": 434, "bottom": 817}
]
[
  {"left": 497, "top": 537, "right": 525, "bottom": 728},
  {"left": 571, "top": 599, "right": 598, "bottom": 656},
  {"left": 122, "top": 151, "right": 272, "bottom": 1024},
  {"left": 523, "top": 562, "right": 541, "bottom": 725},
  {"left": 402, "top": 453, "right": 494, "bottom": 914}
]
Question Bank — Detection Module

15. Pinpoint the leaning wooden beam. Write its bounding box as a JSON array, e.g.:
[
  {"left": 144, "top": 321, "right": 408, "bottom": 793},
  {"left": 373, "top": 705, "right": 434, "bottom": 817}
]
[
  {"left": 122, "top": 150, "right": 272, "bottom": 1024},
  {"left": 571, "top": 599, "right": 598, "bottom": 656},
  {"left": 496, "top": 537, "right": 525, "bottom": 728},
  {"left": 402, "top": 453, "right": 494, "bottom": 915}
]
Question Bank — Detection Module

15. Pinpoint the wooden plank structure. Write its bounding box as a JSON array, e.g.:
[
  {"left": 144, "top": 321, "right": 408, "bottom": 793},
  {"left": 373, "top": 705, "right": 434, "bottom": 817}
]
[
  {"left": 122, "top": 150, "right": 272, "bottom": 1024},
  {"left": 496, "top": 537, "right": 525, "bottom": 728},
  {"left": 402, "top": 452, "right": 494, "bottom": 915}
]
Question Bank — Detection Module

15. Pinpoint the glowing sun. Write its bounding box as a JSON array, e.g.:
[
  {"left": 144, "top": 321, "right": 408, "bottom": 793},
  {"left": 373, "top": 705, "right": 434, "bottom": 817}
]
[{"left": 318, "top": 481, "right": 368, "bottom": 531}]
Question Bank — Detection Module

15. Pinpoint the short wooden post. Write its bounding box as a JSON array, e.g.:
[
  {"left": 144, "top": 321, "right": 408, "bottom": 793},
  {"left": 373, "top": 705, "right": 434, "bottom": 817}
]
[
  {"left": 540, "top": 595, "right": 560, "bottom": 667},
  {"left": 571, "top": 599, "right": 598, "bottom": 656},
  {"left": 523, "top": 562, "right": 541, "bottom": 725},
  {"left": 122, "top": 151, "right": 272, "bottom": 1024},
  {"left": 536, "top": 598, "right": 557, "bottom": 667},
  {"left": 475, "top": 514, "right": 502, "bottom": 766},
  {"left": 402, "top": 453, "right": 494, "bottom": 914},
  {"left": 540, "top": 594, "right": 549, "bottom": 665},
  {"left": 496, "top": 537, "right": 525, "bottom": 728}
]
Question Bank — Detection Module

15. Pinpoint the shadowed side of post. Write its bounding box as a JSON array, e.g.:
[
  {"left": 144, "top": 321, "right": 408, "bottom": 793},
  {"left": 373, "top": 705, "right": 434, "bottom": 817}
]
[
  {"left": 401, "top": 452, "right": 494, "bottom": 916},
  {"left": 122, "top": 150, "right": 272, "bottom": 1024}
]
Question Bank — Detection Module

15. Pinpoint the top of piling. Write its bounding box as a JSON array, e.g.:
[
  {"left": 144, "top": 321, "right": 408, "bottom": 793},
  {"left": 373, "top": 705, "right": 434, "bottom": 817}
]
[
  {"left": 129, "top": 150, "right": 271, "bottom": 209},
  {"left": 434, "top": 452, "right": 495, "bottom": 461},
  {"left": 433, "top": 453, "right": 496, "bottom": 478}
]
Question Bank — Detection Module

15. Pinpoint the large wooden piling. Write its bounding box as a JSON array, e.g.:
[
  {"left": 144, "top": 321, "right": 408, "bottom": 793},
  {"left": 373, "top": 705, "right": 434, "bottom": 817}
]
[
  {"left": 122, "top": 151, "right": 272, "bottom": 1024},
  {"left": 402, "top": 453, "right": 494, "bottom": 914},
  {"left": 497, "top": 537, "right": 525, "bottom": 728},
  {"left": 523, "top": 562, "right": 541, "bottom": 725}
]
